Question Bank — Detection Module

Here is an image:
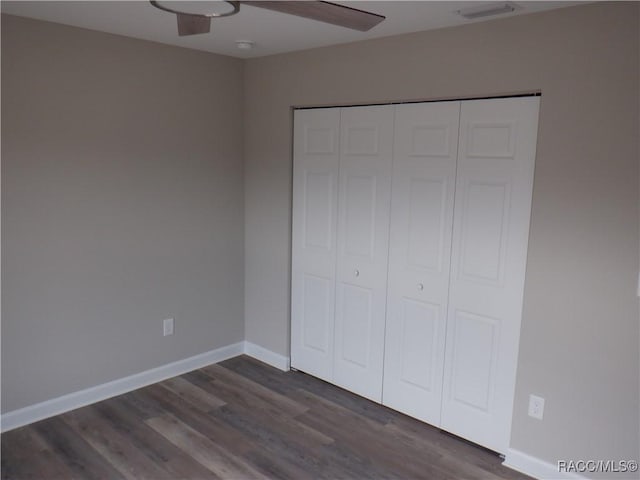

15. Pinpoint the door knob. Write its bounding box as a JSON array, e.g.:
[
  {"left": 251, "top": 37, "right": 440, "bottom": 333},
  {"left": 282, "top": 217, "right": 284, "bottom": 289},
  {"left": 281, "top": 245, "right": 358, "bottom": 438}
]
[
  {"left": 418, "top": 283, "right": 424, "bottom": 291},
  {"left": 354, "top": 269, "right": 360, "bottom": 277}
]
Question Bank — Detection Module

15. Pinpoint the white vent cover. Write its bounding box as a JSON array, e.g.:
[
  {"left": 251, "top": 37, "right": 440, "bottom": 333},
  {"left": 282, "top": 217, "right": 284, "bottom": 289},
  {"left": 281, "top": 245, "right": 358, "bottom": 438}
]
[{"left": 457, "top": 2, "right": 519, "bottom": 19}]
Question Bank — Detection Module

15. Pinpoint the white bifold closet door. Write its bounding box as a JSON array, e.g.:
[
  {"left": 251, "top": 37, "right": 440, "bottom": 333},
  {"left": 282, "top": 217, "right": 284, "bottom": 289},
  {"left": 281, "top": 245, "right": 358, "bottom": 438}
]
[
  {"left": 381, "top": 96, "right": 539, "bottom": 453},
  {"left": 382, "top": 101, "right": 460, "bottom": 425},
  {"left": 290, "top": 108, "right": 340, "bottom": 382},
  {"left": 291, "top": 97, "right": 539, "bottom": 454},
  {"left": 333, "top": 105, "right": 394, "bottom": 402},
  {"left": 291, "top": 104, "right": 394, "bottom": 402},
  {"left": 440, "top": 97, "right": 539, "bottom": 453}
]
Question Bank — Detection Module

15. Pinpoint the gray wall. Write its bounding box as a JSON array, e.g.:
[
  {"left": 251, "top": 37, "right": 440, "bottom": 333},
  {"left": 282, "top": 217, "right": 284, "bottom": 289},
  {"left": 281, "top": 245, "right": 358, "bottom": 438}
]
[
  {"left": 1, "top": 15, "right": 245, "bottom": 412},
  {"left": 243, "top": 2, "right": 640, "bottom": 473}
]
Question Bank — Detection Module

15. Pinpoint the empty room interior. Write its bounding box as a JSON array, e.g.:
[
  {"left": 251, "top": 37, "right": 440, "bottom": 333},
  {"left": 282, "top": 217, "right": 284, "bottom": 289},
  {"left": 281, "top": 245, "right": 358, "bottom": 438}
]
[{"left": 1, "top": 1, "right": 639, "bottom": 479}]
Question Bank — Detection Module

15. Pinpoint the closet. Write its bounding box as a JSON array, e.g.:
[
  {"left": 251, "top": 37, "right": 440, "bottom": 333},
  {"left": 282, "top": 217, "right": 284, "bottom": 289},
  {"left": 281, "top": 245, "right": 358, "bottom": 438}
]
[{"left": 291, "top": 96, "right": 539, "bottom": 454}]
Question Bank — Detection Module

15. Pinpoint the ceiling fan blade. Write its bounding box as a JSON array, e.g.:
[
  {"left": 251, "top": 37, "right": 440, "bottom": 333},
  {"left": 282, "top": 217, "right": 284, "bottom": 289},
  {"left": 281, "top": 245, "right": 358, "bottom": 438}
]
[
  {"left": 176, "top": 13, "right": 211, "bottom": 36},
  {"left": 240, "top": 1, "right": 385, "bottom": 32}
]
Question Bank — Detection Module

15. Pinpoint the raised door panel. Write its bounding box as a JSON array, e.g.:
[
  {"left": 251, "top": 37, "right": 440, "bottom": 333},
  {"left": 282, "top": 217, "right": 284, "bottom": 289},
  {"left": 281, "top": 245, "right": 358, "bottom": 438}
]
[
  {"left": 458, "top": 180, "right": 510, "bottom": 284},
  {"left": 334, "top": 105, "right": 394, "bottom": 402},
  {"left": 301, "top": 274, "right": 332, "bottom": 353},
  {"left": 383, "top": 101, "right": 460, "bottom": 424},
  {"left": 449, "top": 311, "right": 499, "bottom": 412},
  {"left": 441, "top": 97, "right": 539, "bottom": 453},
  {"left": 406, "top": 177, "right": 448, "bottom": 271},
  {"left": 397, "top": 299, "right": 440, "bottom": 390},
  {"left": 344, "top": 174, "right": 377, "bottom": 258},
  {"left": 340, "top": 284, "right": 373, "bottom": 367},
  {"left": 291, "top": 108, "right": 340, "bottom": 382},
  {"left": 303, "top": 171, "right": 334, "bottom": 250}
]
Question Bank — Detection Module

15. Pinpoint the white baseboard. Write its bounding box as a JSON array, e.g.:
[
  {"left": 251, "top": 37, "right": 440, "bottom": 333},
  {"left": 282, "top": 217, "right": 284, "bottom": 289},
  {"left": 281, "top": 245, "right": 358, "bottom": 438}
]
[
  {"left": 0, "top": 341, "right": 244, "bottom": 433},
  {"left": 1, "top": 341, "right": 291, "bottom": 433},
  {"left": 243, "top": 341, "right": 290, "bottom": 371},
  {"left": 0, "top": 344, "right": 589, "bottom": 480},
  {"left": 503, "top": 448, "right": 588, "bottom": 480}
]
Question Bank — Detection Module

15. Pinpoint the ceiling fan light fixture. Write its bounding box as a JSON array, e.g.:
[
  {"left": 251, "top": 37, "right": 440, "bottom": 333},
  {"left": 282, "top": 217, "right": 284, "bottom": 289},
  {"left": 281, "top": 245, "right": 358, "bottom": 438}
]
[
  {"left": 457, "top": 2, "right": 519, "bottom": 20},
  {"left": 150, "top": 1, "right": 385, "bottom": 37},
  {"left": 150, "top": 1, "right": 240, "bottom": 18},
  {"left": 150, "top": 1, "right": 240, "bottom": 36}
]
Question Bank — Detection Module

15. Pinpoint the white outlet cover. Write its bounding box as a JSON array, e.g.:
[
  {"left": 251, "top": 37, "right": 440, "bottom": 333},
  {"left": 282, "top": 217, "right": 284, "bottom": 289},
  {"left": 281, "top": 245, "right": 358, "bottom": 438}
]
[
  {"left": 528, "top": 394, "right": 545, "bottom": 420},
  {"left": 163, "top": 318, "right": 174, "bottom": 336}
]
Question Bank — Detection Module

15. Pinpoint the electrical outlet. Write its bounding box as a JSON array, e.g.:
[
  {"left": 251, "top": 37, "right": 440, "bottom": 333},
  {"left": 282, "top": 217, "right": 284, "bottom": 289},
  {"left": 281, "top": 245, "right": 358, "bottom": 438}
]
[
  {"left": 163, "top": 318, "right": 174, "bottom": 336},
  {"left": 528, "top": 394, "right": 545, "bottom": 420}
]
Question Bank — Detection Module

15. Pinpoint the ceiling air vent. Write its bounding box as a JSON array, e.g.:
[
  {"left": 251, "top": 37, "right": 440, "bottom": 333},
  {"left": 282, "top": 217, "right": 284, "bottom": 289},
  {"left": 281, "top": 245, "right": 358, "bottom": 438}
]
[{"left": 457, "top": 2, "right": 519, "bottom": 20}]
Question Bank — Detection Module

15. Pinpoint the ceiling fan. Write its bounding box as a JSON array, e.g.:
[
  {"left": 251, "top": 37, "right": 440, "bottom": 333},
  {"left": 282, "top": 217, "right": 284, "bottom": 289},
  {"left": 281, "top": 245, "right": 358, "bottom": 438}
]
[{"left": 149, "top": 1, "right": 385, "bottom": 36}]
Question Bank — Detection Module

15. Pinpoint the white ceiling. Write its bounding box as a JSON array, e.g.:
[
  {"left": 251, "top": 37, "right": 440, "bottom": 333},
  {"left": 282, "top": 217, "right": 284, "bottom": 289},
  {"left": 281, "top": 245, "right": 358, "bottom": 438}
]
[{"left": 1, "top": 1, "right": 584, "bottom": 58}]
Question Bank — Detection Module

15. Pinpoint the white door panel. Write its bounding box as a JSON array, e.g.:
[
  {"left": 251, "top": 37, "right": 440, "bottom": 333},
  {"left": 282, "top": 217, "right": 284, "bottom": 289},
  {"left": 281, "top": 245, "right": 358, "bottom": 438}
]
[
  {"left": 344, "top": 174, "right": 377, "bottom": 258},
  {"left": 383, "top": 101, "right": 460, "bottom": 424},
  {"left": 397, "top": 298, "right": 440, "bottom": 390},
  {"left": 339, "top": 283, "right": 373, "bottom": 367},
  {"left": 334, "top": 105, "right": 394, "bottom": 402},
  {"left": 441, "top": 97, "right": 539, "bottom": 453},
  {"left": 406, "top": 177, "right": 448, "bottom": 270},
  {"left": 458, "top": 179, "right": 511, "bottom": 283},
  {"left": 302, "top": 171, "right": 334, "bottom": 250},
  {"left": 301, "top": 274, "right": 332, "bottom": 353},
  {"left": 449, "top": 310, "right": 499, "bottom": 412},
  {"left": 291, "top": 108, "right": 340, "bottom": 382}
]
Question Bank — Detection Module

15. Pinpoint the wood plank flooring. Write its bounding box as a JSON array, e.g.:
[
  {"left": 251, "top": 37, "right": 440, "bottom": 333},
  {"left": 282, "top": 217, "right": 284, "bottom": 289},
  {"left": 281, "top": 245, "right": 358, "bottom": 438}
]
[{"left": 1, "top": 355, "right": 531, "bottom": 479}]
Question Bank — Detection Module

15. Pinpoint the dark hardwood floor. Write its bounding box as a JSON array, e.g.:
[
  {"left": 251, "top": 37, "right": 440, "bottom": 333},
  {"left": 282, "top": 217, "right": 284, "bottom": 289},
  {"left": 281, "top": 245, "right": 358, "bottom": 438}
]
[{"left": 1, "top": 355, "right": 531, "bottom": 479}]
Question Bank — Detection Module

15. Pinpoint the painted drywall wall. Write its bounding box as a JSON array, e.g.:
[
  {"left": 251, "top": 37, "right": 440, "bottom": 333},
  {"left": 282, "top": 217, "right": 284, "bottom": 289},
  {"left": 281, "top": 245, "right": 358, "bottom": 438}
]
[
  {"left": 243, "top": 2, "right": 640, "bottom": 475},
  {"left": 1, "top": 14, "right": 244, "bottom": 412}
]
